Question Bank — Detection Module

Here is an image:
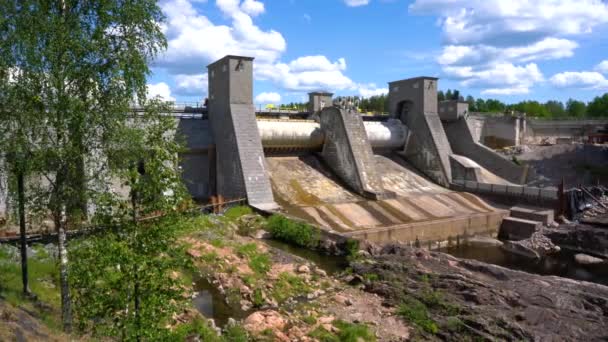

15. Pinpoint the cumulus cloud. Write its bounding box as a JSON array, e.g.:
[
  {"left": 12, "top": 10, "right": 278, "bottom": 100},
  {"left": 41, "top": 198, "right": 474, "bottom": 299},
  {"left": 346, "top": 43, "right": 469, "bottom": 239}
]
[
  {"left": 344, "top": 0, "right": 370, "bottom": 7},
  {"left": 409, "top": 0, "right": 608, "bottom": 46},
  {"left": 410, "top": 0, "right": 608, "bottom": 95},
  {"left": 595, "top": 60, "right": 608, "bottom": 74},
  {"left": 255, "top": 92, "right": 281, "bottom": 104},
  {"left": 155, "top": 0, "right": 360, "bottom": 98},
  {"left": 147, "top": 82, "right": 176, "bottom": 101},
  {"left": 240, "top": 0, "right": 265, "bottom": 16},
  {"left": 550, "top": 71, "right": 608, "bottom": 89},
  {"left": 256, "top": 55, "right": 355, "bottom": 92},
  {"left": 158, "top": 0, "right": 285, "bottom": 75},
  {"left": 174, "top": 73, "right": 208, "bottom": 96},
  {"left": 358, "top": 83, "right": 388, "bottom": 98}
]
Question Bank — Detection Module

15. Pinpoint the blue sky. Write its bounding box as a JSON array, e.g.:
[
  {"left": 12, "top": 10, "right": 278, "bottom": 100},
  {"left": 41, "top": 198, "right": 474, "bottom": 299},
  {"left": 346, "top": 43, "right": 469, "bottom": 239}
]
[{"left": 147, "top": 0, "right": 608, "bottom": 105}]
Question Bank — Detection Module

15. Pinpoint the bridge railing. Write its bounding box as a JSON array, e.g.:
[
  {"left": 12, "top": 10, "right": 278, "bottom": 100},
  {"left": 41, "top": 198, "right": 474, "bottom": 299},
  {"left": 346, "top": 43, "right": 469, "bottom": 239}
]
[{"left": 451, "top": 179, "right": 559, "bottom": 201}]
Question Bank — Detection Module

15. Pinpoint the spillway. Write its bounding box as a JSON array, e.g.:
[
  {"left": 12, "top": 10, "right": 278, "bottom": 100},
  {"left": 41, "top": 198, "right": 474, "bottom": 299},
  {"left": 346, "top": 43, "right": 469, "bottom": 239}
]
[{"left": 256, "top": 118, "right": 408, "bottom": 151}]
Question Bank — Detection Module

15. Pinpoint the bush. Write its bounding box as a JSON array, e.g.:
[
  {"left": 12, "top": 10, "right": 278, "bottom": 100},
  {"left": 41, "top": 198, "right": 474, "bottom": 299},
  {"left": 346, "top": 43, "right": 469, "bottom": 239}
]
[
  {"left": 266, "top": 215, "right": 320, "bottom": 249},
  {"left": 223, "top": 205, "right": 253, "bottom": 221},
  {"left": 397, "top": 298, "right": 438, "bottom": 334}
]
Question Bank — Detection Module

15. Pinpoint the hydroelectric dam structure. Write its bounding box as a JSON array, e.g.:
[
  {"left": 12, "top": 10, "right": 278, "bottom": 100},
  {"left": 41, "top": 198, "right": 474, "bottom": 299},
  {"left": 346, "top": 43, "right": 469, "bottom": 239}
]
[{"left": 176, "top": 55, "right": 530, "bottom": 244}]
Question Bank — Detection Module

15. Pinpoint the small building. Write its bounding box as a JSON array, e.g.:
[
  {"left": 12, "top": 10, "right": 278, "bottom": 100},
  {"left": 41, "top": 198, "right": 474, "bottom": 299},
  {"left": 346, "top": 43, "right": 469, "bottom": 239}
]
[{"left": 438, "top": 100, "right": 469, "bottom": 122}]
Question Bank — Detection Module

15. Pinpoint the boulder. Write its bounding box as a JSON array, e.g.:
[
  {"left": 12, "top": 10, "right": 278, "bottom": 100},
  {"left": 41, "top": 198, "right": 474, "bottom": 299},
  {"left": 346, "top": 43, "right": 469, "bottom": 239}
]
[
  {"left": 574, "top": 253, "right": 605, "bottom": 265},
  {"left": 501, "top": 241, "right": 540, "bottom": 259},
  {"left": 467, "top": 236, "right": 503, "bottom": 248},
  {"left": 243, "top": 310, "right": 285, "bottom": 334}
]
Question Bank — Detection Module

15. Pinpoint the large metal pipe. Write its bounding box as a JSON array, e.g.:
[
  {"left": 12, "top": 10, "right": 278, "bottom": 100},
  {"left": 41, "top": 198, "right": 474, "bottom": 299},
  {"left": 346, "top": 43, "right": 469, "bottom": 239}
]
[
  {"left": 257, "top": 119, "right": 325, "bottom": 149},
  {"left": 256, "top": 118, "right": 407, "bottom": 150}
]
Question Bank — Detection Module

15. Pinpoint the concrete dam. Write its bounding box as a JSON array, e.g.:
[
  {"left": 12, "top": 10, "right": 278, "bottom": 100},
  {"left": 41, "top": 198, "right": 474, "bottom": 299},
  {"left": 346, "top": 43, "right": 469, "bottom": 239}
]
[{"left": 178, "top": 55, "right": 521, "bottom": 244}]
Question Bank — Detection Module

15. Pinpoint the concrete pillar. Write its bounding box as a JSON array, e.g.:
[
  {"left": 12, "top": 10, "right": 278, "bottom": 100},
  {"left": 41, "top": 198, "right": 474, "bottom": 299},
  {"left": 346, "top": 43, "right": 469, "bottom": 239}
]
[
  {"left": 308, "top": 92, "right": 333, "bottom": 116},
  {"left": 387, "top": 77, "right": 453, "bottom": 186},
  {"left": 320, "top": 106, "right": 394, "bottom": 200},
  {"left": 207, "top": 55, "right": 278, "bottom": 210}
]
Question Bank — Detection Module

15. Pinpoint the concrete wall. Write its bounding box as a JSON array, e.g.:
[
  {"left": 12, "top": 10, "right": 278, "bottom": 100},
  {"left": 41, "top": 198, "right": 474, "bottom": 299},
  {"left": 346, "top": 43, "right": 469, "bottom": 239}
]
[
  {"left": 443, "top": 117, "right": 527, "bottom": 184},
  {"left": 480, "top": 116, "right": 521, "bottom": 148},
  {"left": 388, "top": 77, "right": 453, "bottom": 187},
  {"left": 207, "top": 55, "right": 276, "bottom": 209},
  {"left": 438, "top": 100, "right": 468, "bottom": 122},
  {"left": 320, "top": 107, "right": 392, "bottom": 199},
  {"left": 525, "top": 119, "right": 608, "bottom": 144},
  {"left": 308, "top": 92, "right": 333, "bottom": 115}
]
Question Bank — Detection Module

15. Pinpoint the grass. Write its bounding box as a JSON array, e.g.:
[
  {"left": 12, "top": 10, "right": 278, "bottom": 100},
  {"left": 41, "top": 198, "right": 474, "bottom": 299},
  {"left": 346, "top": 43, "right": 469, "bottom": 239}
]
[
  {"left": 266, "top": 214, "right": 320, "bottom": 249},
  {"left": 248, "top": 253, "right": 271, "bottom": 275},
  {"left": 308, "top": 320, "right": 376, "bottom": 342},
  {"left": 397, "top": 297, "right": 438, "bottom": 335},
  {"left": 172, "top": 317, "right": 248, "bottom": 341},
  {"left": 0, "top": 244, "right": 61, "bottom": 330},
  {"left": 271, "top": 272, "right": 311, "bottom": 303},
  {"left": 223, "top": 205, "right": 253, "bottom": 221}
]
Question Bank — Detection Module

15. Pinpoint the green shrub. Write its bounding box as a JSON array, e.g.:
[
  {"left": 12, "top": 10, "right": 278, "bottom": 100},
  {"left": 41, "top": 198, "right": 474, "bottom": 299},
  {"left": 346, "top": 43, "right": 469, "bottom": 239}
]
[
  {"left": 271, "top": 272, "right": 311, "bottom": 303},
  {"left": 308, "top": 320, "right": 376, "bottom": 342},
  {"left": 249, "top": 253, "right": 271, "bottom": 275},
  {"left": 266, "top": 215, "right": 320, "bottom": 249},
  {"left": 223, "top": 205, "right": 253, "bottom": 221},
  {"left": 397, "top": 298, "right": 438, "bottom": 334}
]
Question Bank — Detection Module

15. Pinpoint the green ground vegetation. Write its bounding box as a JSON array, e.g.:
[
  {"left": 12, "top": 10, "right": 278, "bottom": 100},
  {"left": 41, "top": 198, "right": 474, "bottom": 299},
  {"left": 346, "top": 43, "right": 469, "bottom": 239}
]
[
  {"left": 265, "top": 214, "right": 321, "bottom": 249},
  {"left": 308, "top": 319, "right": 377, "bottom": 342}
]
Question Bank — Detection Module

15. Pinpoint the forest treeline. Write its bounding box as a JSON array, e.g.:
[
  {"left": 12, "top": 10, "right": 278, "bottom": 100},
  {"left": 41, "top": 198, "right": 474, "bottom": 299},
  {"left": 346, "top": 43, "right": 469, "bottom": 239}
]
[{"left": 279, "top": 90, "right": 608, "bottom": 118}]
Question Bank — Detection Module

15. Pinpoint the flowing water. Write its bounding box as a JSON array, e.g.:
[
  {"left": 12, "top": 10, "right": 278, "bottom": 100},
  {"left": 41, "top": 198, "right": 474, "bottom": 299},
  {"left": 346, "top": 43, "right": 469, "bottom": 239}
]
[
  {"left": 440, "top": 244, "right": 608, "bottom": 286},
  {"left": 263, "top": 239, "right": 349, "bottom": 275}
]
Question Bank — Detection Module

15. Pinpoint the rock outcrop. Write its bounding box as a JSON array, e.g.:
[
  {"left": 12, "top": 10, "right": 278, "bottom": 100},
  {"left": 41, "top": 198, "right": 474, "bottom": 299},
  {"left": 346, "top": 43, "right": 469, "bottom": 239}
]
[{"left": 352, "top": 243, "right": 608, "bottom": 341}]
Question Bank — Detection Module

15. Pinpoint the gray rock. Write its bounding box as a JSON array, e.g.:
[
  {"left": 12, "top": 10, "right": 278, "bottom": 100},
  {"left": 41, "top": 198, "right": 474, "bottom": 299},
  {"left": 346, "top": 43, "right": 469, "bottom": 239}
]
[
  {"left": 501, "top": 241, "right": 540, "bottom": 259},
  {"left": 467, "top": 236, "right": 503, "bottom": 248},
  {"left": 574, "top": 253, "right": 605, "bottom": 265}
]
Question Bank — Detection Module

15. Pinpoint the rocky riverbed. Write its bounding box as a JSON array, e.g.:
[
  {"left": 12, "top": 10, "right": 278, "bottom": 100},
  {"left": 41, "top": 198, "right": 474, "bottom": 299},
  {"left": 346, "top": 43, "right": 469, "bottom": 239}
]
[{"left": 351, "top": 243, "right": 608, "bottom": 341}]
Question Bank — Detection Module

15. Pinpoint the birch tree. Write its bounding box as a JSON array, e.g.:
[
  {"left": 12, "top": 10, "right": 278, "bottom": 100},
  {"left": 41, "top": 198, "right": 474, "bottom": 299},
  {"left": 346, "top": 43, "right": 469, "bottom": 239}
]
[{"left": 0, "top": 0, "right": 166, "bottom": 332}]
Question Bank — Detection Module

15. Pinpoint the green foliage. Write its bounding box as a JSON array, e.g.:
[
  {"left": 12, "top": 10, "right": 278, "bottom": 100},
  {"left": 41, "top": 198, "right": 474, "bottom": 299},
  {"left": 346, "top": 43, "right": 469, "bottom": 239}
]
[
  {"left": 171, "top": 318, "right": 223, "bottom": 341},
  {"left": 0, "top": 245, "right": 61, "bottom": 329},
  {"left": 308, "top": 320, "right": 376, "bottom": 342},
  {"left": 271, "top": 272, "right": 311, "bottom": 303},
  {"left": 587, "top": 93, "right": 608, "bottom": 118},
  {"left": 363, "top": 273, "right": 379, "bottom": 282},
  {"left": 345, "top": 238, "right": 360, "bottom": 257},
  {"left": 249, "top": 253, "right": 271, "bottom": 275},
  {"left": 397, "top": 298, "right": 438, "bottom": 334},
  {"left": 223, "top": 205, "right": 253, "bottom": 221},
  {"left": 266, "top": 215, "right": 320, "bottom": 249},
  {"left": 252, "top": 287, "right": 265, "bottom": 308},
  {"left": 566, "top": 99, "right": 587, "bottom": 117},
  {"left": 70, "top": 214, "right": 193, "bottom": 340}
]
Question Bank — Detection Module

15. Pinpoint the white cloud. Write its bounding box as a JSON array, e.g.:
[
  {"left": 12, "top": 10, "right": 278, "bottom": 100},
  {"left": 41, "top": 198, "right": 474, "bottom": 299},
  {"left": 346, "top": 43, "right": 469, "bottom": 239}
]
[
  {"left": 595, "top": 60, "right": 608, "bottom": 74},
  {"left": 288, "top": 56, "right": 347, "bottom": 72},
  {"left": 344, "top": 0, "right": 369, "bottom": 7},
  {"left": 240, "top": 0, "right": 264, "bottom": 16},
  {"left": 156, "top": 0, "right": 359, "bottom": 97},
  {"left": 158, "top": 0, "right": 285, "bottom": 74},
  {"left": 409, "top": 0, "right": 608, "bottom": 46},
  {"left": 357, "top": 83, "right": 388, "bottom": 98},
  {"left": 410, "top": 0, "right": 608, "bottom": 95},
  {"left": 438, "top": 38, "right": 577, "bottom": 67},
  {"left": 255, "top": 92, "right": 281, "bottom": 104},
  {"left": 446, "top": 63, "right": 544, "bottom": 94},
  {"left": 550, "top": 71, "right": 608, "bottom": 89},
  {"left": 147, "top": 82, "right": 176, "bottom": 101},
  {"left": 174, "top": 73, "right": 208, "bottom": 96},
  {"left": 256, "top": 56, "right": 354, "bottom": 92}
]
